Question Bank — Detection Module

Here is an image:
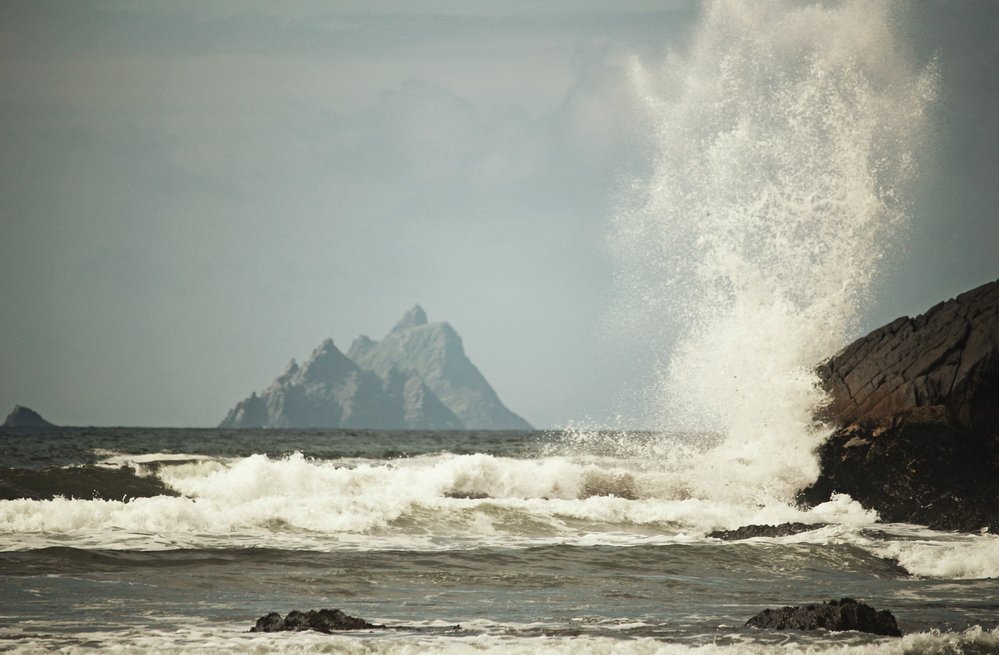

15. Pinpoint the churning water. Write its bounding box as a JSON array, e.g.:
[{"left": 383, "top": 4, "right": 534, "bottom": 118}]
[{"left": 1, "top": 428, "right": 998, "bottom": 654}]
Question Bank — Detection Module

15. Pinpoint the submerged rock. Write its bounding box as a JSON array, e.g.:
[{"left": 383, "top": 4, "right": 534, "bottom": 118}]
[
  {"left": 801, "top": 279, "right": 999, "bottom": 532},
  {"left": 2, "top": 405, "right": 55, "bottom": 428},
  {"left": 708, "top": 522, "right": 828, "bottom": 540},
  {"left": 746, "top": 598, "right": 901, "bottom": 637},
  {"left": 250, "top": 609, "right": 383, "bottom": 633}
]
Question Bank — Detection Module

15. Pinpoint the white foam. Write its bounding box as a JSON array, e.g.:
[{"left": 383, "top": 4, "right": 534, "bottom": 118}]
[
  {"left": 3, "top": 625, "right": 998, "bottom": 655},
  {"left": 611, "top": 0, "right": 937, "bottom": 500},
  {"left": 0, "top": 452, "right": 880, "bottom": 552},
  {"left": 874, "top": 532, "right": 999, "bottom": 580}
]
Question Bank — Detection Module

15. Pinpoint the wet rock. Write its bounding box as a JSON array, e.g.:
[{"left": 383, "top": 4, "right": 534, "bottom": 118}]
[
  {"left": 251, "top": 612, "right": 285, "bottom": 632},
  {"left": 801, "top": 279, "right": 999, "bottom": 532},
  {"left": 798, "top": 421, "right": 999, "bottom": 532},
  {"left": 746, "top": 598, "right": 902, "bottom": 637},
  {"left": 708, "top": 522, "right": 828, "bottom": 540},
  {"left": 250, "top": 609, "right": 383, "bottom": 633}
]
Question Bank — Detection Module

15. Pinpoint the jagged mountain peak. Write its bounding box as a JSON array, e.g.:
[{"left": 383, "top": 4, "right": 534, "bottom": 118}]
[
  {"left": 297, "top": 339, "right": 357, "bottom": 382},
  {"left": 391, "top": 305, "right": 428, "bottom": 333},
  {"left": 348, "top": 335, "right": 377, "bottom": 359}
]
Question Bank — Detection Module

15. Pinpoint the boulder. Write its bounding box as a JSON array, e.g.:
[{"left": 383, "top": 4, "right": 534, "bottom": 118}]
[
  {"left": 746, "top": 598, "right": 901, "bottom": 637},
  {"left": 800, "top": 279, "right": 999, "bottom": 532},
  {"left": 250, "top": 609, "right": 383, "bottom": 633}
]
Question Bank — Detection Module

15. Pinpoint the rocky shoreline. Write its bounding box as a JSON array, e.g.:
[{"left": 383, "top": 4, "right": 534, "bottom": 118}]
[{"left": 800, "top": 279, "right": 999, "bottom": 533}]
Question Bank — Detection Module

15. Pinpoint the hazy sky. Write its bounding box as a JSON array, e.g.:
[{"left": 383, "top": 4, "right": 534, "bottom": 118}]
[{"left": 2, "top": 1, "right": 997, "bottom": 428}]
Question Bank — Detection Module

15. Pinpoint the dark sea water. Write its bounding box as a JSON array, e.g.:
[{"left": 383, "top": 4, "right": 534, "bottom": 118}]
[{"left": 1, "top": 427, "right": 997, "bottom": 654}]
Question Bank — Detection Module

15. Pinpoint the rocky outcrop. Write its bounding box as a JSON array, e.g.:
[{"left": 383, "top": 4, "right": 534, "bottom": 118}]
[
  {"left": 249, "top": 608, "right": 463, "bottom": 635},
  {"left": 746, "top": 598, "right": 901, "bottom": 637},
  {"left": 800, "top": 279, "right": 999, "bottom": 532},
  {"left": 220, "top": 306, "right": 529, "bottom": 430},
  {"left": 2, "top": 405, "right": 55, "bottom": 428},
  {"left": 815, "top": 279, "right": 998, "bottom": 446},
  {"left": 251, "top": 609, "right": 382, "bottom": 633},
  {"left": 708, "top": 523, "right": 828, "bottom": 540}
]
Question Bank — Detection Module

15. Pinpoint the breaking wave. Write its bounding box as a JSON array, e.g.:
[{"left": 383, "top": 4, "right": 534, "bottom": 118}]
[{"left": 13, "top": 451, "right": 999, "bottom": 582}]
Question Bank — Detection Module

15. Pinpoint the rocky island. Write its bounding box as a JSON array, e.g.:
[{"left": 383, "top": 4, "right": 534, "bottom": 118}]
[
  {"left": 800, "top": 279, "right": 999, "bottom": 532},
  {"left": 220, "top": 306, "right": 532, "bottom": 431},
  {"left": 2, "top": 405, "right": 55, "bottom": 428}
]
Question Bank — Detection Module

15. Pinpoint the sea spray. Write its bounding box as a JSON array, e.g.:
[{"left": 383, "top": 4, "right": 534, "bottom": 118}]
[{"left": 612, "top": 0, "right": 937, "bottom": 500}]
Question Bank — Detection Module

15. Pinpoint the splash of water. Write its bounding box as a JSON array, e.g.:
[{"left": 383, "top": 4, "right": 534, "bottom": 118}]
[{"left": 613, "top": 0, "right": 937, "bottom": 500}]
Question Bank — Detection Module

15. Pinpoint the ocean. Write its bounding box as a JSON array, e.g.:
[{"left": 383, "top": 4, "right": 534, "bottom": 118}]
[
  {"left": 1, "top": 427, "right": 997, "bottom": 654},
  {"left": 1, "top": 3, "right": 988, "bottom": 652}
]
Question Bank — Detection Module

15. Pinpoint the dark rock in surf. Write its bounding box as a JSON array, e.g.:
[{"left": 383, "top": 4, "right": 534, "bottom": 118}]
[
  {"left": 800, "top": 279, "right": 999, "bottom": 533},
  {"left": 708, "top": 522, "right": 828, "bottom": 540},
  {"left": 746, "top": 598, "right": 901, "bottom": 637},
  {"left": 2, "top": 405, "right": 55, "bottom": 428},
  {"left": 250, "top": 609, "right": 383, "bottom": 633},
  {"left": 0, "top": 465, "right": 179, "bottom": 501},
  {"left": 251, "top": 612, "right": 285, "bottom": 632}
]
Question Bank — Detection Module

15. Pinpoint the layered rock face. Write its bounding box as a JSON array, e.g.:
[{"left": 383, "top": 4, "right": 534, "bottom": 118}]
[
  {"left": 800, "top": 279, "right": 999, "bottom": 531},
  {"left": 220, "top": 306, "right": 530, "bottom": 431}
]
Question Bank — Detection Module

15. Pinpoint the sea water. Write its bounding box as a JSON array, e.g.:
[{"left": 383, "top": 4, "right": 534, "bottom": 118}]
[
  {"left": 1, "top": 427, "right": 998, "bottom": 654},
  {"left": 4, "top": 2, "right": 994, "bottom": 652}
]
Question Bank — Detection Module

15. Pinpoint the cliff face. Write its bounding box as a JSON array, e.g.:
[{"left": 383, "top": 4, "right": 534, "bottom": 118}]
[
  {"left": 800, "top": 279, "right": 999, "bottom": 531},
  {"left": 220, "top": 306, "right": 528, "bottom": 431}
]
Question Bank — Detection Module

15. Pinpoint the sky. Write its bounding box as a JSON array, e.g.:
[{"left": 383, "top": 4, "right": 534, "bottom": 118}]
[{"left": 1, "top": 0, "right": 996, "bottom": 429}]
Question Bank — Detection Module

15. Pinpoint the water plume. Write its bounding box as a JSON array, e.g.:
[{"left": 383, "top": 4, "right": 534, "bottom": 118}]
[{"left": 613, "top": 0, "right": 937, "bottom": 499}]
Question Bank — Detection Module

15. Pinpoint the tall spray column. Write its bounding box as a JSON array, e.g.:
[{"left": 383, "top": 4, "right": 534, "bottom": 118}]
[{"left": 612, "top": 0, "right": 937, "bottom": 500}]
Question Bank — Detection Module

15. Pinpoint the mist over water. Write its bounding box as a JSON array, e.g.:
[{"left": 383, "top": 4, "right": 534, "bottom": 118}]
[{"left": 612, "top": 0, "right": 937, "bottom": 500}]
